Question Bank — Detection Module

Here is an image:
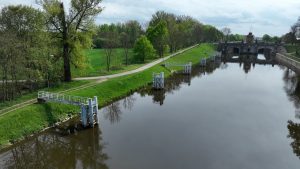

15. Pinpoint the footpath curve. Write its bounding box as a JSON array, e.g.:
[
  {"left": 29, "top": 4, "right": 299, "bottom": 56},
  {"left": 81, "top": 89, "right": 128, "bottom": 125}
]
[
  {"left": 74, "top": 44, "right": 198, "bottom": 81},
  {"left": 0, "top": 45, "right": 198, "bottom": 116}
]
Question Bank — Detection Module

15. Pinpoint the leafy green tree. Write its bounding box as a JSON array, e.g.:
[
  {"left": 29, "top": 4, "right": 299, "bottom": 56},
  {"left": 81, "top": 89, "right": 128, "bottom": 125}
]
[
  {"left": 40, "top": 0, "right": 103, "bottom": 82},
  {"left": 221, "top": 27, "right": 231, "bottom": 42},
  {"left": 120, "top": 32, "right": 130, "bottom": 65},
  {"left": 133, "top": 36, "right": 156, "bottom": 63},
  {"left": 0, "top": 5, "right": 51, "bottom": 100},
  {"left": 262, "top": 34, "right": 272, "bottom": 42},
  {"left": 146, "top": 21, "right": 169, "bottom": 57}
]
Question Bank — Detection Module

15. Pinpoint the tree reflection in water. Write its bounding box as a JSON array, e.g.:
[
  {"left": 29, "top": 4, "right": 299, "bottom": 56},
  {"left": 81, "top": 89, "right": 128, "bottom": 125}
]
[
  {"left": 138, "top": 61, "right": 222, "bottom": 106},
  {"left": 101, "top": 61, "right": 222, "bottom": 123},
  {"left": 283, "top": 68, "right": 300, "bottom": 159},
  {"left": 103, "top": 95, "right": 136, "bottom": 124},
  {"left": 1, "top": 126, "right": 108, "bottom": 169}
]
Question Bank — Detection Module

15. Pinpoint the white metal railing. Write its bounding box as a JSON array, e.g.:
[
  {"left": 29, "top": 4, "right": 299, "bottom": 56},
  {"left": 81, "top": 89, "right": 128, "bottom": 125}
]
[{"left": 38, "top": 91, "right": 89, "bottom": 106}]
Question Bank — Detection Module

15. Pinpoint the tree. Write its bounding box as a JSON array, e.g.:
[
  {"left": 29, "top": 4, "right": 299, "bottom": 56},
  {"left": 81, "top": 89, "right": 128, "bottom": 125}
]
[
  {"left": 120, "top": 21, "right": 143, "bottom": 65},
  {"left": 262, "top": 34, "right": 272, "bottom": 42},
  {"left": 282, "top": 32, "right": 296, "bottom": 44},
  {"left": 120, "top": 32, "right": 130, "bottom": 65},
  {"left": 146, "top": 21, "right": 169, "bottom": 57},
  {"left": 0, "top": 5, "right": 51, "bottom": 101},
  {"left": 40, "top": 0, "right": 103, "bottom": 82},
  {"left": 100, "top": 25, "right": 120, "bottom": 72},
  {"left": 291, "top": 17, "right": 300, "bottom": 55},
  {"left": 133, "top": 36, "right": 156, "bottom": 63},
  {"left": 221, "top": 27, "right": 231, "bottom": 42}
]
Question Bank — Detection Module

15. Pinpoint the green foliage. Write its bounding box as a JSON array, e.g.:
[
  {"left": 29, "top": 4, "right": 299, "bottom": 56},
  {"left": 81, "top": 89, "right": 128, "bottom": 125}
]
[
  {"left": 0, "top": 44, "right": 215, "bottom": 148},
  {"left": 147, "top": 11, "right": 223, "bottom": 53},
  {"left": 262, "top": 34, "right": 272, "bottom": 42},
  {"left": 41, "top": 0, "right": 103, "bottom": 81},
  {"left": 133, "top": 36, "right": 156, "bottom": 63},
  {"left": 146, "top": 20, "right": 169, "bottom": 57},
  {"left": 0, "top": 5, "right": 56, "bottom": 101}
]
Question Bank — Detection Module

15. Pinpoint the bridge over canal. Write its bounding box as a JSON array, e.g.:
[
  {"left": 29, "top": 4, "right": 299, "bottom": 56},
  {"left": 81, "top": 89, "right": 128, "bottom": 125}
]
[{"left": 218, "top": 41, "right": 282, "bottom": 56}]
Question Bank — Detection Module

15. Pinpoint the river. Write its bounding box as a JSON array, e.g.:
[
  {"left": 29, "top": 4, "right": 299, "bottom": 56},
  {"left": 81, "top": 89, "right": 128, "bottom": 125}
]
[{"left": 1, "top": 54, "right": 300, "bottom": 169}]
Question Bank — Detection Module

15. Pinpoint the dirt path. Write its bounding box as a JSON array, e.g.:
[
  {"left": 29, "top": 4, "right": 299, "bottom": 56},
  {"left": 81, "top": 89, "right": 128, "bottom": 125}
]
[
  {"left": 0, "top": 45, "right": 198, "bottom": 116},
  {"left": 74, "top": 45, "right": 198, "bottom": 81}
]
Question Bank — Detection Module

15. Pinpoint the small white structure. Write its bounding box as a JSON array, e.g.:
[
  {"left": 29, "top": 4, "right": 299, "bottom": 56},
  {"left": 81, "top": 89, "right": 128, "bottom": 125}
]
[
  {"left": 38, "top": 91, "right": 99, "bottom": 127},
  {"left": 183, "top": 62, "right": 192, "bottom": 74},
  {"left": 200, "top": 58, "right": 207, "bottom": 66},
  {"left": 153, "top": 72, "right": 164, "bottom": 89}
]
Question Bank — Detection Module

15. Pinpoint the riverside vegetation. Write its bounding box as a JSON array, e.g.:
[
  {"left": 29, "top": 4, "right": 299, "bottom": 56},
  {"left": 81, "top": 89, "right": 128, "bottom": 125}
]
[{"left": 0, "top": 44, "right": 214, "bottom": 148}]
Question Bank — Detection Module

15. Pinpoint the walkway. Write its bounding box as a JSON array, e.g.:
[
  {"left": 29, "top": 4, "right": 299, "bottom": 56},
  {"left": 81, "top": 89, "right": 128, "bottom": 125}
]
[
  {"left": 74, "top": 45, "right": 198, "bottom": 81},
  {"left": 0, "top": 45, "right": 198, "bottom": 116}
]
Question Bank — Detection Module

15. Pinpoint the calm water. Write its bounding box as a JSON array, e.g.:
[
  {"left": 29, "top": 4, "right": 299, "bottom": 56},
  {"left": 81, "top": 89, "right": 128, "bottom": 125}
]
[{"left": 1, "top": 55, "right": 300, "bottom": 169}]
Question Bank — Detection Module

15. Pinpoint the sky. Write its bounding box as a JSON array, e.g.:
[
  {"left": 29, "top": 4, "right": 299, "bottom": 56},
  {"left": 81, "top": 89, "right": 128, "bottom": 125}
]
[{"left": 0, "top": 0, "right": 300, "bottom": 37}]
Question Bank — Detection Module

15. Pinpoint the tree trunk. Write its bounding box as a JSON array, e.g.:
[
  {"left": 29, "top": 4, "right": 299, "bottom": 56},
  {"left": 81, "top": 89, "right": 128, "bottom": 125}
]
[
  {"left": 61, "top": 3, "right": 72, "bottom": 82},
  {"left": 63, "top": 43, "right": 71, "bottom": 82}
]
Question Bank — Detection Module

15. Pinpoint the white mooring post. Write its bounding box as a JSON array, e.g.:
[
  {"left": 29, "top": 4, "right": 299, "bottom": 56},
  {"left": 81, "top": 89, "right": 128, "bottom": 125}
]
[
  {"left": 153, "top": 72, "right": 164, "bottom": 89},
  {"left": 88, "top": 98, "right": 94, "bottom": 127},
  {"left": 200, "top": 58, "right": 207, "bottom": 66},
  {"left": 183, "top": 62, "right": 192, "bottom": 74},
  {"left": 210, "top": 55, "right": 216, "bottom": 62},
  {"left": 93, "top": 96, "right": 99, "bottom": 122},
  {"left": 81, "top": 105, "right": 88, "bottom": 127}
]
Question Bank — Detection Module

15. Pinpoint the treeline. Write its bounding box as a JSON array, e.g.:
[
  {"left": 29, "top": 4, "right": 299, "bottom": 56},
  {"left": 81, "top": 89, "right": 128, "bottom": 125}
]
[
  {"left": 92, "top": 11, "right": 223, "bottom": 68},
  {"left": 0, "top": 2, "right": 224, "bottom": 102},
  {"left": 0, "top": 5, "right": 61, "bottom": 101},
  {"left": 0, "top": 0, "right": 103, "bottom": 101}
]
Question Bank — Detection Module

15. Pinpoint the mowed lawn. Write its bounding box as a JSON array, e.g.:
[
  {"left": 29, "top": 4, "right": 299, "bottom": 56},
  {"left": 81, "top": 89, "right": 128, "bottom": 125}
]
[{"left": 72, "top": 48, "right": 145, "bottom": 77}]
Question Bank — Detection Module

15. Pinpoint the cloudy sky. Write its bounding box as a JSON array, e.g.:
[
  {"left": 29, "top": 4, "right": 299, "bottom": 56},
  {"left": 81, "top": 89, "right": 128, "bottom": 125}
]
[{"left": 1, "top": 0, "right": 300, "bottom": 36}]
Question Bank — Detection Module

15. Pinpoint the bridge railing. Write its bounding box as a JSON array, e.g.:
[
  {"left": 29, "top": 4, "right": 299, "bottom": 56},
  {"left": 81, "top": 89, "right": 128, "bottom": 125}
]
[{"left": 38, "top": 91, "right": 89, "bottom": 106}]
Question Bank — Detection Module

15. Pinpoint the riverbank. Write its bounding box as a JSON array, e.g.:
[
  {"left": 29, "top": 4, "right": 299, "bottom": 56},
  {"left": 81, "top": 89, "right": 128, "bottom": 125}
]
[
  {"left": 276, "top": 53, "right": 300, "bottom": 74},
  {"left": 0, "top": 44, "right": 215, "bottom": 149}
]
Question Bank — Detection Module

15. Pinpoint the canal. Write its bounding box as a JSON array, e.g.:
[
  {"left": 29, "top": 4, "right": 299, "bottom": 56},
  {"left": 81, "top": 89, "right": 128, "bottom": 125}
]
[{"left": 1, "top": 54, "right": 300, "bottom": 169}]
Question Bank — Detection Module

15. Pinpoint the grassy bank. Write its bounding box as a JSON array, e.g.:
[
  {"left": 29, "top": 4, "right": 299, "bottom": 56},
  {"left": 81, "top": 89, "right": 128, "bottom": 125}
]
[
  {"left": 0, "top": 80, "right": 90, "bottom": 111},
  {"left": 0, "top": 44, "right": 215, "bottom": 148},
  {"left": 73, "top": 48, "right": 143, "bottom": 77},
  {"left": 285, "top": 44, "right": 298, "bottom": 54}
]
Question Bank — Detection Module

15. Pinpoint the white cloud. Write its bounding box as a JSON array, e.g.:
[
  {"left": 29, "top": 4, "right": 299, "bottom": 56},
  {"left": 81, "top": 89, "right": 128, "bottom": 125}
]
[{"left": 1, "top": 0, "right": 300, "bottom": 36}]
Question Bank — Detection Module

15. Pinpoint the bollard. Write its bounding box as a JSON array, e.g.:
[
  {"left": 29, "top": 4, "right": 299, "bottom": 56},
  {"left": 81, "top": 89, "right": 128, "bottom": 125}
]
[
  {"left": 93, "top": 96, "right": 99, "bottom": 123},
  {"left": 88, "top": 98, "right": 94, "bottom": 127},
  {"left": 200, "top": 58, "right": 207, "bottom": 66},
  {"left": 153, "top": 72, "right": 164, "bottom": 89},
  {"left": 81, "top": 105, "right": 88, "bottom": 127}
]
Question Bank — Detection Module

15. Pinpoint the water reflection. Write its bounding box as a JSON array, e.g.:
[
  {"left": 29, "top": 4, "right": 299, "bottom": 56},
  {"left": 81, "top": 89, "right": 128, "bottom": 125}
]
[
  {"left": 0, "top": 126, "right": 108, "bottom": 169},
  {"left": 287, "top": 121, "right": 300, "bottom": 159},
  {"left": 282, "top": 68, "right": 300, "bottom": 160},
  {"left": 102, "top": 61, "right": 222, "bottom": 123},
  {"left": 222, "top": 54, "right": 276, "bottom": 74},
  {"left": 139, "top": 62, "right": 222, "bottom": 106},
  {"left": 283, "top": 69, "right": 300, "bottom": 118}
]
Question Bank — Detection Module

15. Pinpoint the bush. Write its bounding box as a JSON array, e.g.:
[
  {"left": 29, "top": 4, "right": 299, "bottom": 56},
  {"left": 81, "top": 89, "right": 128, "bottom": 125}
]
[{"left": 133, "top": 35, "right": 156, "bottom": 63}]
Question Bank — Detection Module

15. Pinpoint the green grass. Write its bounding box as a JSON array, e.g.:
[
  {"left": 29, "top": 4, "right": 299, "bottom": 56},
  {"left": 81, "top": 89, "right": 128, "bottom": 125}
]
[
  {"left": 285, "top": 44, "right": 298, "bottom": 54},
  {"left": 0, "top": 44, "right": 215, "bottom": 148},
  {"left": 72, "top": 48, "right": 146, "bottom": 77},
  {"left": 0, "top": 80, "right": 91, "bottom": 111}
]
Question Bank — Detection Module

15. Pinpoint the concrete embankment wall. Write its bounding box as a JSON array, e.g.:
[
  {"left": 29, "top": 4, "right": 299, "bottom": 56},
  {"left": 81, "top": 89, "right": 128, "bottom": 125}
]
[{"left": 276, "top": 53, "right": 300, "bottom": 74}]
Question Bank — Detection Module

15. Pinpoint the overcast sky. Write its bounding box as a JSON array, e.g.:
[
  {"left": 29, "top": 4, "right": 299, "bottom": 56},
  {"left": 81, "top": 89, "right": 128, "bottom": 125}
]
[{"left": 1, "top": 0, "right": 300, "bottom": 37}]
